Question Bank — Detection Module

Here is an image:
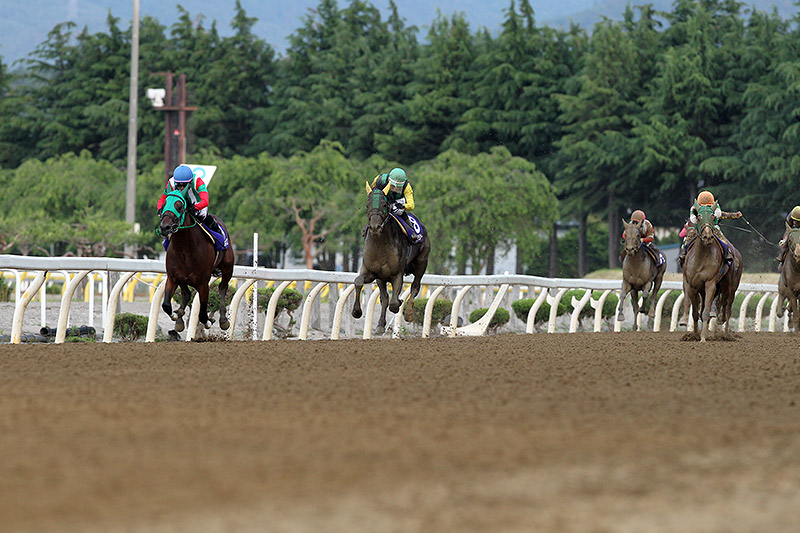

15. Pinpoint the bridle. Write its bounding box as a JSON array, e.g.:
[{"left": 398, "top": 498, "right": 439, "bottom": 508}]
[{"left": 366, "top": 189, "right": 389, "bottom": 231}]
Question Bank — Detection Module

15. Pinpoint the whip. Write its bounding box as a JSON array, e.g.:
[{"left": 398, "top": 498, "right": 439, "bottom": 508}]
[{"left": 738, "top": 215, "right": 777, "bottom": 246}]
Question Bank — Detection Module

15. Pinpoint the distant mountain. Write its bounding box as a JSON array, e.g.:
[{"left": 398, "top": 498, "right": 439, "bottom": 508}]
[{"left": 1, "top": 1, "right": 797, "bottom": 67}]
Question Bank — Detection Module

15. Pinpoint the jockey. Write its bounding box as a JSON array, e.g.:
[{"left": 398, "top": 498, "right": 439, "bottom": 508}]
[
  {"left": 157, "top": 164, "right": 223, "bottom": 236},
  {"left": 620, "top": 210, "right": 661, "bottom": 262},
  {"left": 367, "top": 167, "right": 422, "bottom": 244},
  {"left": 678, "top": 190, "right": 741, "bottom": 265},
  {"left": 777, "top": 206, "right": 800, "bottom": 263}
]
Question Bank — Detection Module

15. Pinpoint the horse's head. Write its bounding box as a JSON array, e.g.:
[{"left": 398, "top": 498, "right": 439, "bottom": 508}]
[
  {"left": 158, "top": 189, "right": 189, "bottom": 238},
  {"left": 365, "top": 186, "right": 389, "bottom": 234},
  {"left": 695, "top": 205, "right": 716, "bottom": 245},
  {"left": 621, "top": 218, "right": 642, "bottom": 256},
  {"left": 787, "top": 226, "right": 800, "bottom": 263}
]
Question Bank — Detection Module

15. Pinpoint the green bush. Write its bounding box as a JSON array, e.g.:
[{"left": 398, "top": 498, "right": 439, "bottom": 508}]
[
  {"left": 114, "top": 313, "right": 149, "bottom": 341},
  {"left": 598, "top": 291, "right": 619, "bottom": 318},
  {"left": 511, "top": 297, "right": 569, "bottom": 324},
  {"left": 0, "top": 276, "right": 11, "bottom": 302},
  {"left": 411, "top": 297, "right": 453, "bottom": 325},
  {"left": 257, "top": 287, "right": 303, "bottom": 315},
  {"left": 469, "top": 307, "right": 510, "bottom": 332},
  {"left": 732, "top": 292, "right": 774, "bottom": 316}
]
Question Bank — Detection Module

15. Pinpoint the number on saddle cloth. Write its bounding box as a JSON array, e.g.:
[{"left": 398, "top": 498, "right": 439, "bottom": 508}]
[{"left": 392, "top": 212, "right": 425, "bottom": 243}]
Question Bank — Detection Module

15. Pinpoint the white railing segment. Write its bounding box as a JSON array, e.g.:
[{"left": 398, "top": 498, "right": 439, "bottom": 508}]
[{"left": 0, "top": 255, "right": 787, "bottom": 343}]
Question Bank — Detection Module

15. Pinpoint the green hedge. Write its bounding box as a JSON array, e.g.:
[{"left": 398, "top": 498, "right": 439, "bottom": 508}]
[
  {"left": 257, "top": 287, "right": 303, "bottom": 314},
  {"left": 469, "top": 307, "right": 510, "bottom": 331},
  {"left": 411, "top": 297, "right": 453, "bottom": 325},
  {"left": 114, "top": 313, "right": 149, "bottom": 341}
]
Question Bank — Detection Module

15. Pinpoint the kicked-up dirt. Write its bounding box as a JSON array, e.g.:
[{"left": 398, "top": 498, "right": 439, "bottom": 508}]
[{"left": 1, "top": 332, "right": 799, "bottom": 532}]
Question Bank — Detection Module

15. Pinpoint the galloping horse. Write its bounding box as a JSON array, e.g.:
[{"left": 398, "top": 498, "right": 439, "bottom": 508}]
[
  {"left": 352, "top": 185, "right": 431, "bottom": 334},
  {"left": 777, "top": 225, "right": 800, "bottom": 331},
  {"left": 617, "top": 219, "right": 666, "bottom": 330},
  {"left": 681, "top": 205, "right": 743, "bottom": 341},
  {"left": 158, "top": 188, "right": 234, "bottom": 334}
]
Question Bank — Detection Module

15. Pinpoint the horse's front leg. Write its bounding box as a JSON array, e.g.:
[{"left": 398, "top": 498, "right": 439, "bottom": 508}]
[
  {"left": 375, "top": 280, "right": 390, "bottom": 335},
  {"left": 700, "top": 281, "right": 717, "bottom": 342},
  {"left": 617, "top": 282, "right": 632, "bottom": 322},
  {"left": 162, "top": 276, "right": 176, "bottom": 319},
  {"left": 173, "top": 283, "right": 191, "bottom": 332},
  {"left": 630, "top": 289, "right": 641, "bottom": 331},
  {"left": 790, "top": 294, "right": 800, "bottom": 333},
  {"left": 388, "top": 272, "right": 404, "bottom": 314},
  {"left": 351, "top": 269, "right": 373, "bottom": 319},
  {"left": 197, "top": 282, "right": 211, "bottom": 328}
]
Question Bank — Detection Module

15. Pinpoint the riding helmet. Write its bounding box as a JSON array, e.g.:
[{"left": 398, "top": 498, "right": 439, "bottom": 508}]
[
  {"left": 173, "top": 165, "right": 194, "bottom": 183},
  {"left": 792, "top": 206, "right": 800, "bottom": 222},
  {"left": 631, "top": 210, "right": 645, "bottom": 223},
  {"left": 388, "top": 168, "right": 406, "bottom": 187},
  {"left": 697, "top": 190, "right": 715, "bottom": 206}
]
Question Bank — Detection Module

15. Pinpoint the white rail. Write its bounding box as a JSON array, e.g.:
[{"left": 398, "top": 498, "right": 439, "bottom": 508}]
[{"left": 0, "top": 255, "right": 787, "bottom": 343}]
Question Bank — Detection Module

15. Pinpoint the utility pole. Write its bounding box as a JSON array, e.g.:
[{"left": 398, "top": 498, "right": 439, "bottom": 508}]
[
  {"left": 150, "top": 72, "right": 198, "bottom": 184},
  {"left": 124, "top": 0, "right": 140, "bottom": 257}
]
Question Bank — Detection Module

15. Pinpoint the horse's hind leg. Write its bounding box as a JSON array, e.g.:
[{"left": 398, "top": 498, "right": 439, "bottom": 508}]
[
  {"left": 375, "top": 280, "right": 390, "bottom": 335},
  {"left": 217, "top": 261, "right": 233, "bottom": 331},
  {"left": 404, "top": 267, "right": 425, "bottom": 323}
]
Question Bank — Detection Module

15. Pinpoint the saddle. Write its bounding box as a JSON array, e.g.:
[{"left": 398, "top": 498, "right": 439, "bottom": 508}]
[{"left": 644, "top": 246, "right": 666, "bottom": 267}]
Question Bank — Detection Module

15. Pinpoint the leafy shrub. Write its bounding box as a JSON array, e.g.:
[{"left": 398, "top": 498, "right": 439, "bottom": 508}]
[
  {"left": 598, "top": 291, "right": 619, "bottom": 318},
  {"left": 469, "top": 307, "right": 510, "bottom": 332},
  {"left": 257, "top": 287, "right": 303, "bottom": 316},
  {"left": 0, "top": 276, "right": 11, "bottom": 302},
  {"left": 511, "top": 297, "right": 569, "bottom": 324},
  {"left": 411, "top": 297, "right": 453, "bottom": 325},
  {"left": 114, "top": 313, "right": 149, "bottom": 341},
  {"left": 732, "top": 292, "right": 774, "bottom": 316}
]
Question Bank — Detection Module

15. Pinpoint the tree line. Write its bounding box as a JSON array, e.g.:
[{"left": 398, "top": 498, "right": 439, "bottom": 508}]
[{"left": 0, "top": 0, "right": 796, "bottom": 274}]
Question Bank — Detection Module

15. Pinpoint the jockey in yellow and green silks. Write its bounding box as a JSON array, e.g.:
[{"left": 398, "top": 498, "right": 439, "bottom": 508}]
[
  {"left": 366, "top": 168, "right": 422, "bottom": 244},
  {"left": 777, "top": 206, "right": 800, "bottom": 263}
]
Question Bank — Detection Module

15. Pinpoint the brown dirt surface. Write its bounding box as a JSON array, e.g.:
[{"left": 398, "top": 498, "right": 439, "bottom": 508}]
[{"left": 2, "top": 332, "right": 799, "bottom": 532}]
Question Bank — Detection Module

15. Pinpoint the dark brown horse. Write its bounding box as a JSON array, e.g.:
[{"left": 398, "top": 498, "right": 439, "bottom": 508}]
[
  {"left": 158, "top": 189, "right": 234, "bottom": 334},
  {"left": 777, "top": 225, "right": 800, "bottom": 331},
  {"left": 352, "top": 184, "right": 431, "bottom": 334},
  {"left": 618, "top": 219, "right": 666, "bottom": 330},
  {"left": 680, "top": 205, "right": 743, "bottom": 341}
]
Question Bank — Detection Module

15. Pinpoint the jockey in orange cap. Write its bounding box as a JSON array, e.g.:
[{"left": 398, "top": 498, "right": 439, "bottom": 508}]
[
  {"left": 777, "top": 206, "right": 800, "bottom": 263},
  {"left": 678, "top": 190, "right": 742, "bottom": 266}
]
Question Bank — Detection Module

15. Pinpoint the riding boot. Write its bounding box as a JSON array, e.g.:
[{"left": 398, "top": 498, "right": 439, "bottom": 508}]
[
  {"left": 677, "top": 244, "right": 686, "bottom": 268},
  {"left": 197, "top": 212, "right": 223, "bottom": 235}
]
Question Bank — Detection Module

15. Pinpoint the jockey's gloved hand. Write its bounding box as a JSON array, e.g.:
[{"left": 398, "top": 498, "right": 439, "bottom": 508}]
[
  {"left": 157, "top": 207, "right": 162, "bottom": 217},
  {"left": 391, "top": 204, "right": 404, "bottom": 215}
]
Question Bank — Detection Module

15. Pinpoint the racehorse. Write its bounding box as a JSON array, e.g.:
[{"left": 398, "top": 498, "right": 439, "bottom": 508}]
[
  {"left": 617, "top": 218, "right": 666, "bottom": 330},
  {"left": 158, "top": 188, "right": 234, "bottom": 334},
  {"left": 777, "top": 225, "right": 800, "bottom": 332},
  {"left": 680, "top": 205, "right": 743, "bottom": 341},
  {"left": 352, "top": 184, "right": 431, "bottom": 334}
]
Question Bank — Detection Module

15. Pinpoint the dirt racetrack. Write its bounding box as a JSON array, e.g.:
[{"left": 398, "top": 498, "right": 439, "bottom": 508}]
[{"left": 1, "top": 332, "right": 799, "bottom": 533}]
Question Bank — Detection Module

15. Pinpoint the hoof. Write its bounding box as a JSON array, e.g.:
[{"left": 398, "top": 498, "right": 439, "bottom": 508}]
[
  {"left": 219, "top": 317, "right": 230, "bottom": 330},
  {"left": 352, "top": 309, "right": 362, "bottom": 319},
  {"left": 389, "top": 303, "right": 400, "bottom": 314},
  {"left": 174, "top": 318, "right": 185, "bottom": 333},
  {"left": 167, "top": 330, "right": 181, "bottom": 341},
  {"left": 375, "top": 326, "right": 385, "bottom": 336},
  {"left": 404, "top": 301, "right": 414, "bottom": 322}
]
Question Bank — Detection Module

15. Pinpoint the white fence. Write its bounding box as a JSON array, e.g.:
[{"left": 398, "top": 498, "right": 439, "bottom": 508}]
[{"left": 0, "top": 255, "right": 789, "bottom": 344}]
